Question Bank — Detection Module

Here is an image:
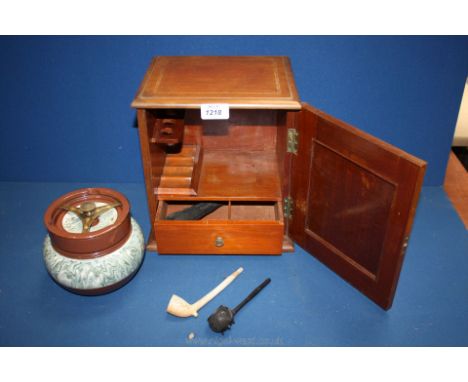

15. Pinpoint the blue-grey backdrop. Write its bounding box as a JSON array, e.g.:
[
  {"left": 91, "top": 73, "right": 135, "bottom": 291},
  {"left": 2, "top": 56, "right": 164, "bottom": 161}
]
[{"left": 1, "top": 36, "right": 467, "bottom": 186}]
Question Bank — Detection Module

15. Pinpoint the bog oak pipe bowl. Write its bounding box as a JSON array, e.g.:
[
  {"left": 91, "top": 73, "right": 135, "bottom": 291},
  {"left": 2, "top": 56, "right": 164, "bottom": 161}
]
[{"left": 208, "top": 278, "right": 271, "bottom": 333}]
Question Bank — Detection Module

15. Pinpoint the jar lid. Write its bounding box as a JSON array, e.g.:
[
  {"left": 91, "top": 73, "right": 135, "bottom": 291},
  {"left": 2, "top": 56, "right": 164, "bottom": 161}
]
[{"left": 44, "top": 188, "right": 131, "bottom": 259}]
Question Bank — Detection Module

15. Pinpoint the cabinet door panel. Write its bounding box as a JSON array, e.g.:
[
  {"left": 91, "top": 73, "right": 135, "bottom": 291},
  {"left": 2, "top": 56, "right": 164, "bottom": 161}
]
[{"left": 289, "top": 103, "right": 426, "bottom": 310}]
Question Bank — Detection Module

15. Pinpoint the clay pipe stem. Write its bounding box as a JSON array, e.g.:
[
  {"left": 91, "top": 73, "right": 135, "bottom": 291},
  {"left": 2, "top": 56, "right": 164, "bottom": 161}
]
[
  {"left": 192, "top": 267, "right": 244, "bottom": 313},
  {"left": 232, "top": 278, "right": 271, "bottom": 316}
]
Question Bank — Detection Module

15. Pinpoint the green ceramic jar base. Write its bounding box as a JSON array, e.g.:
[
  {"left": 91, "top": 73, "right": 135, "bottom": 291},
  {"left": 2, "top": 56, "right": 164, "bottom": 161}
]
[{"left": 43, "top": 218, "right": 145, "bottom": 295}]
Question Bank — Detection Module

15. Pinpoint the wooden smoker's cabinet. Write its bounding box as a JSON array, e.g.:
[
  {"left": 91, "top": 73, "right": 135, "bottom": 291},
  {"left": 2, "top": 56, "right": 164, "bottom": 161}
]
[{"left": 132, "top": 56, "right": 426, "bottom": 310}]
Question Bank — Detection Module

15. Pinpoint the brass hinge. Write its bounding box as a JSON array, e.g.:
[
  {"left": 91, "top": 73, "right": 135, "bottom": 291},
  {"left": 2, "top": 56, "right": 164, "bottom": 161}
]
[
  {"left": 287, "top": 128, "right": 299, "bottom": 154},
  {"left": 284, "top": 196, "right": 294, "bottom": 219}
]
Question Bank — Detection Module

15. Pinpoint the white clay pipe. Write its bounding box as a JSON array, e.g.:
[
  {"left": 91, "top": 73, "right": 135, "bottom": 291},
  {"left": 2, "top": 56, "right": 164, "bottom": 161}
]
[{"left": 166, "top": 267, "right": 244, "bottom": 318}]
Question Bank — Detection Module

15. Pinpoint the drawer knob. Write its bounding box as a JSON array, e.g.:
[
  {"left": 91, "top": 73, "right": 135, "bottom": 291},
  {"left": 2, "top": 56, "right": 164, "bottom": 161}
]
[{"left": 215, "top": 236, "right": 224, "bottom": 247}]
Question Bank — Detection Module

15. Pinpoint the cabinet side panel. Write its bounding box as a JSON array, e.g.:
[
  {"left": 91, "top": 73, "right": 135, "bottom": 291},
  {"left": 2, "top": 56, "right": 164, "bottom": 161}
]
[
  {"left": 276, "top": 111, "right": 296, "bottom": 198},
  {"left": 278, "top": 111, "right": 297, "bottom": 251},
  {"left": 137, "top": 109, "right": 163, "bottom": 249}
]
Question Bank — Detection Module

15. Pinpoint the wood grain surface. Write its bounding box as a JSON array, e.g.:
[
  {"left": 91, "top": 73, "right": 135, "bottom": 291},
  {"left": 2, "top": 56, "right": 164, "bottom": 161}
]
[
  {"left": 132, "top": 56, "right": 301, "bottom": 110},
  {"left": 289, "top": 103, "right": 426, "bottom": 310},
  {"left": 444, "top": 151, "right": 468, "bottom": 229}
]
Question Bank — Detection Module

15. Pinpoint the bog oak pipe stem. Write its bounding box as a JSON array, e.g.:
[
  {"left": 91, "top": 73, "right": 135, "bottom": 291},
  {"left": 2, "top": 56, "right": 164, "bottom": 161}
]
[
  {"left": 165, "top": 202, "right": 223, "bottom": 221},
  {"left": 232, "top": 278, "right": 271, "bottom": 315},
  {"left": 207, "top": 278, "right": 271, "bottom": 333},
  {"left": 166, "top": 267, "right": 243, "bottom": 318}
]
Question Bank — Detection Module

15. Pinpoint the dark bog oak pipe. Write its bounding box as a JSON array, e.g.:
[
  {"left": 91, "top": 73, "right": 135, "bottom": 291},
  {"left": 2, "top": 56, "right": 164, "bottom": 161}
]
[
  {"left": 165, "top": 202, "right": 223, "bottom": 220},
  {"left": 207, "top": 278, "right": 271, "bottom": 333}
]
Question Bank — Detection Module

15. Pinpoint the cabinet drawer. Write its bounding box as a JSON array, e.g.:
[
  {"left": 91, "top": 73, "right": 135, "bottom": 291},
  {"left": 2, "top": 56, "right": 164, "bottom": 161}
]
[{"left": 154, "top": 200, "right": 284, "bottom": 254}]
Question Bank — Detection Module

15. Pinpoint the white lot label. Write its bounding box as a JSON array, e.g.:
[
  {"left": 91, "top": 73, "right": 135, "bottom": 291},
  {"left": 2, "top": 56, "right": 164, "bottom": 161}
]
[{"left": 201, "top": 104, "right": 230, "bottom": 120}]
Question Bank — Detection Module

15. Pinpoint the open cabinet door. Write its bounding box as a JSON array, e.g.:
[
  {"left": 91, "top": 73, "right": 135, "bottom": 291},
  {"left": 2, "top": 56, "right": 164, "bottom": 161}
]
[{"left": 289, "top": 103, "right": 426, "bottom": 310}]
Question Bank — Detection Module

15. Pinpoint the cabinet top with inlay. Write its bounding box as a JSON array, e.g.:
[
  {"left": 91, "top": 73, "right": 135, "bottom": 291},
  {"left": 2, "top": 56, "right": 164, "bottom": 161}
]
[{"left": 131, "top": 56, "right": 301, "bottom": 110}]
